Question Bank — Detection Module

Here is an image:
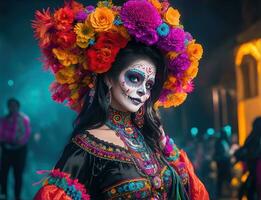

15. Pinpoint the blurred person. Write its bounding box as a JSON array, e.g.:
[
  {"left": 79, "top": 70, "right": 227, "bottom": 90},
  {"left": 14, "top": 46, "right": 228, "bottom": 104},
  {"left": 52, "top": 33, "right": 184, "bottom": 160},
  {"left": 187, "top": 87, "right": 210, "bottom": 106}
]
[
  {"left": 234, "top": 117, "right": 261, "bottom": 200},
  {"left": 0, "top": 98, "right": 31, "bottom": 200},
  {"left": 213, "top": 129, "right": 232, "bottom": 198}
]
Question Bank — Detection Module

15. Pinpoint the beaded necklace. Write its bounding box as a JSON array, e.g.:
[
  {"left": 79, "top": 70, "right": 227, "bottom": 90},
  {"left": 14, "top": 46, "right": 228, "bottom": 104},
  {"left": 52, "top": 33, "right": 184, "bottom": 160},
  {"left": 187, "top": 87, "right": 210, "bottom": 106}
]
[{"left": 105, "top": 107, "right": 165, "bottom": 198}]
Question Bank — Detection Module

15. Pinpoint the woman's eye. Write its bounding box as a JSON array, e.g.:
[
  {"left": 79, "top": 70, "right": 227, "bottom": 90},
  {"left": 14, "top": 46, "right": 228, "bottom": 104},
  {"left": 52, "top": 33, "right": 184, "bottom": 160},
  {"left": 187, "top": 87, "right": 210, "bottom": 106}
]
[
  {"left": 146, "top": 82, "right": 153, "bottom": 90},
  {"left": 129, "top": 76, "right": 139, "bottom": 83}
]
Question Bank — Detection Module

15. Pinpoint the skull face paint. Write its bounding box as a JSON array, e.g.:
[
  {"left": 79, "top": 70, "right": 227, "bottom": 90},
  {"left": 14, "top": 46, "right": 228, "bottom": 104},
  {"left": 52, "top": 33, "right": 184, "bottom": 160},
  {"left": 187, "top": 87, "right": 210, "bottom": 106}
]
[{"left": 110, "top": 59, "right": 156, "bottom": 112}]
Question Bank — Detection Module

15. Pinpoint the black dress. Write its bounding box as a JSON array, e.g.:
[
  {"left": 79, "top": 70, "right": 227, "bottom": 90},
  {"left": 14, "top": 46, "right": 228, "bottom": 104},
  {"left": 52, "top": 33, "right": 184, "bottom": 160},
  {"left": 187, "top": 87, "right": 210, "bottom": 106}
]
[{"left": 35, "top": 131, "right": 188, "bottom": 200}]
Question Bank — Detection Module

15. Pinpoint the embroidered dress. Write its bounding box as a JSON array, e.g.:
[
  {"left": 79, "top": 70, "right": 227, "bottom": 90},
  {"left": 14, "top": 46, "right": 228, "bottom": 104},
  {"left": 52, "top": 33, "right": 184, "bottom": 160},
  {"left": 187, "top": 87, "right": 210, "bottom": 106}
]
[{"left": 34, "top": 108, "right": 208, "bottom": 200}]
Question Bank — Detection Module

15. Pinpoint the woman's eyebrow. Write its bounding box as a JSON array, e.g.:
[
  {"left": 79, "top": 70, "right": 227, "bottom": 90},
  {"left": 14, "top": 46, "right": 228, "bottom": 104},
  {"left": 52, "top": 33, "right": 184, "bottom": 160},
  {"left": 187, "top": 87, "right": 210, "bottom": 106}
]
[{"left": 128, "top": 68, "right": 146, "bottom": 78}]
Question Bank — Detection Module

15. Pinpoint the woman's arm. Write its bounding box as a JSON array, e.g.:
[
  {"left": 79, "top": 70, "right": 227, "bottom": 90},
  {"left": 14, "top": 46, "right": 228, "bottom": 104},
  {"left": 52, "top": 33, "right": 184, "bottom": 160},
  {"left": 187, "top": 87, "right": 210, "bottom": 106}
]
[
  {"left": 34, "top": 141, "right": 92, "bottom": 200},
  {"left": 159, "top": 127, "right": 210, "bottom": 200}
]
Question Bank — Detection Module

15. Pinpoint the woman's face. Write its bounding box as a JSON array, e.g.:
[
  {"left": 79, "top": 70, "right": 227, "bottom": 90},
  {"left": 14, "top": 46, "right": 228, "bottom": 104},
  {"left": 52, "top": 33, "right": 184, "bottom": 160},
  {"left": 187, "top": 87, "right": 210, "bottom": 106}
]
[{"left": 109, "top": 59, "right": 156, "bottom": 112}]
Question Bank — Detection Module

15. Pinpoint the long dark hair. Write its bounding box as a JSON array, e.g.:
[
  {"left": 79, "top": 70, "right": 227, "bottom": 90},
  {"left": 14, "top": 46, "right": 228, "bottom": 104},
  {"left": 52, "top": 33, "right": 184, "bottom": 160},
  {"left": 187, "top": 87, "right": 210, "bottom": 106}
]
[{"left": 72, "top": 40, "right": 168, "bottom": 152}]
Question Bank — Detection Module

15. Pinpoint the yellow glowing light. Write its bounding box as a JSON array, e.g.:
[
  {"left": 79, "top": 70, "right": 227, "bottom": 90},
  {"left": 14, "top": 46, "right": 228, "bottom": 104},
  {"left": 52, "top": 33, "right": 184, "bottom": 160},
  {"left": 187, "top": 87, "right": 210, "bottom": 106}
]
[
  {"left": 241, "top": 171, "right": 249, "bottom": 183},
  {"left": 235, "top": 38, "right": 261, "bottom": 145}
]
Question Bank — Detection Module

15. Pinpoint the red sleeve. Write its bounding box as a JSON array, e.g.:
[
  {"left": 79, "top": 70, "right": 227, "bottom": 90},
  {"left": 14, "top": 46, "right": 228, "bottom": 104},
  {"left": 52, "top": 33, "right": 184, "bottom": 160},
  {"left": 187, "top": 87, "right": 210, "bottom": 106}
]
[
  {"left": 33, "top": 169, "right": 90, "bottom": 200},
  {"left": 34, "top": 185, "right": 72, "bottom": 200}
]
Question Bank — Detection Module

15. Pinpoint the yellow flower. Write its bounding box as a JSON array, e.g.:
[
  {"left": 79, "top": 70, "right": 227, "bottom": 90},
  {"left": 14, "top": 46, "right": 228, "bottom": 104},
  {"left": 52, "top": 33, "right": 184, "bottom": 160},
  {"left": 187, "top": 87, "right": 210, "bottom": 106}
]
[
  {"left": 187, "top": 43, "right": 203, "bottom": 61},
  {"left": 184, "top": 61, "right": 199, "bottom": 79},
  {"left": 71, "top": 91, "right": 79, "bottom": 100},
  {"left": 76, "top": 37, "right": 89, "bottom": 48},
  {"left": 74, "top": 23, "right": 95, "bottom": 40},
  {"left": 74, "top": 22, "right": 95, "bottom": 48},
  {"left": 97, "top": 1, "right": 113, "bottom": 8},
  {"left": 89, "top": 7, "right": 115, "bottom": 32},
  {"left": 148, "top": 0, "right": 162, "bottom": 12},
  {"left": 52, "top": 48, "right": 78, "bottom": 67},
  {"left": 164, "top": 7, "right": 180, "bottom": 26},
  {"left": 55, "top": 67, "right": 75, "bottom": 84}
]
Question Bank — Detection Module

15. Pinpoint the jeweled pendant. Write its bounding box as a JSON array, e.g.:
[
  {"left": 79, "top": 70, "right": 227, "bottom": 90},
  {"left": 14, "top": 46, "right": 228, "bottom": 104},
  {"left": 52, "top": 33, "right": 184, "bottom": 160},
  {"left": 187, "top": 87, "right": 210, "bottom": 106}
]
[{"left": 152, "top": 176, "right": 162, "bottom": 189}]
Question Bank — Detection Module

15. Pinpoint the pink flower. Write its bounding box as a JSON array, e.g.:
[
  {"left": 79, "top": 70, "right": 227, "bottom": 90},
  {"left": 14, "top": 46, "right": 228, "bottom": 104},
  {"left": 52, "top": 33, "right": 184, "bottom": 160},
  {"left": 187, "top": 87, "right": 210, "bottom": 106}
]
[
  {"left": 157, "top": 28, "right": 185, "bottom": 52},
  {"left": 168, "top": 52, "right": 191, "bottom": 75},
  {"left": 120, "top": 0, "right": 162, "bottom": 45}
]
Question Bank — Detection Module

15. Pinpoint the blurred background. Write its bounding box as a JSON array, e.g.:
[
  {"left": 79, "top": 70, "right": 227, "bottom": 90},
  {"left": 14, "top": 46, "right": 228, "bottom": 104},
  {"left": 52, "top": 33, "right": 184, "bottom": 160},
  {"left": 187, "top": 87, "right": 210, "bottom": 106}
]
[{"left": 0, "top": 0, "right": 261, "bottom": 199}]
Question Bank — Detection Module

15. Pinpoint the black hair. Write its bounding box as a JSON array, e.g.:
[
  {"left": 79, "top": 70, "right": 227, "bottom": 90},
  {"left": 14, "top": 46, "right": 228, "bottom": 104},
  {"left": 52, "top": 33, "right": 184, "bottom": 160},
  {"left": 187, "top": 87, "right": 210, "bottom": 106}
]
[
  {"left": 7, "top": 98, "right": 20, "bottom": 108},
  {"left": 72, "top": 40, "right": 168, "bottom": 152}
]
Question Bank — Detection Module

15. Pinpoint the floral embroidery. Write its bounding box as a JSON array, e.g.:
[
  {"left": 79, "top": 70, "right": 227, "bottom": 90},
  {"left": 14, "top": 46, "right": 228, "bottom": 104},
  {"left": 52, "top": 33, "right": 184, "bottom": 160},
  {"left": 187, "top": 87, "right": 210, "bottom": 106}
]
[
  {"left": 162, "top": 135, "right": 180, "bottom": 162},
  {"left": 162, "top": 136, "right": 190, "bottom": 186},
  {"left": 103, "top": 178, "right": 151, "bottom": 199},
  {"left": 100, "top": 166, "right": 172, "bottom": 200},
  {"left": 73, "top": 133, "right": 133, "bottom": 163}
]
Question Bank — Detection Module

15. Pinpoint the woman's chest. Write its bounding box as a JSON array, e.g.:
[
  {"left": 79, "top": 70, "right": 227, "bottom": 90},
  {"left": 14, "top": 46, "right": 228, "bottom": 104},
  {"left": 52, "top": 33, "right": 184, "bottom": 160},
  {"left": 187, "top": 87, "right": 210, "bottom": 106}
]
[{"left": 92, "top": 161, "right": 173, "bottom": 200}]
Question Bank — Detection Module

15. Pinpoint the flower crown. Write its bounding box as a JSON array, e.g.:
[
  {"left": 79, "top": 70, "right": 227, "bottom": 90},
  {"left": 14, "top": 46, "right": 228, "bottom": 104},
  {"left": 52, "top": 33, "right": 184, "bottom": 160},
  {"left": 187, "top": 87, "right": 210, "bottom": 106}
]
[{"left": 32, "top": 0, "right": 203, "bottom": 112}]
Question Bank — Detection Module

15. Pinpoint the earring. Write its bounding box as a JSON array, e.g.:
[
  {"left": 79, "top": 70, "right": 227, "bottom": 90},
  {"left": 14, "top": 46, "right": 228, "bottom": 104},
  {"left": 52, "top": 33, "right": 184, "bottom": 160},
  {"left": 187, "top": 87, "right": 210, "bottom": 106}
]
[
  {"left": 106, "top": 85, "right": 112, "bottom": 105},
  {"left": 134, "top": 105, "right": 145, "bottom": 128}
]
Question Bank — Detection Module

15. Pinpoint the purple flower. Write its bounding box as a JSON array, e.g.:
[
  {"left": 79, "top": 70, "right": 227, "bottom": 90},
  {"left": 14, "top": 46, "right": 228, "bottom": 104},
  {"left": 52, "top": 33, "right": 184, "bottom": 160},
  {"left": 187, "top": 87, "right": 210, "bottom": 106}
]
[
  {"left": 120, "top": 0, "right": 162, "bottom": 44},
  {"left": 168, "top": 52, "right": 191, "bottom": 75},
  {"left": 75, "top": 10, "right": 88, "bottom": 21},
  {"left": 86, "top": 5, "right": 95, "bottom": 13},
  {"left": 137, "top": 29, "right": 159, "bottom": 45},
  {"left": 185, "top": 32, "right": 193, "bottom": 41},
  {"left": 157, "top": 28, "right": 186, "bottom": 52}
]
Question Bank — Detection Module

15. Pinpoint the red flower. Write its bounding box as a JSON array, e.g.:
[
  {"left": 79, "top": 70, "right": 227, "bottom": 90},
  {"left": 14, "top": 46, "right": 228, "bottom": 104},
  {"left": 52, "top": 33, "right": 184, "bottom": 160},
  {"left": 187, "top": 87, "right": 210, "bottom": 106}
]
[
  {"left": 86, "top": 32, "right": 128, "bottom": 73},
  {"left": 50, "top": 82, "right": 71, "bottom": 103},
  {"left": 54, "top": 7, "right": 74, "bottom": 31},
  {"left": 55, "top": 31, "right": 76, "bottom": 48},
  {"left": 32, "top": 8, "right": 54, "bottom": 48}
]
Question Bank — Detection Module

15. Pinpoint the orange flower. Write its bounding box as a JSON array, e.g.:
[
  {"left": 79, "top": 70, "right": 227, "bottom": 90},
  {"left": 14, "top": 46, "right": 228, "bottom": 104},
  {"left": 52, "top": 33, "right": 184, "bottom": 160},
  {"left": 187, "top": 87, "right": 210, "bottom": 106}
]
[
  {"left": 52, "top": 48, "right": 78, "bottom": 67},
  {"left": 164, "top": 7, "right": 180, "bottom": 26},
  {"left": 111, "top": 25, "right": 130, "bottom": 40},
  {"left": 166, "top": 51, "right": 178, "bottom": 60},
  {"left": 187, "top": 43, "right": 203, "bottom": 61},
  {"left": 163, "top": 76, "right": 177, "bottom": 90},
  {"left": 165, "top": 92, "right": 187, "bottom": 108},
  {"left": 32, "top": 9, "right": 54, "bottom": 48},
  {"left": 70, "top": 1, "right": 84, "bottom": 15},
  {"left": 184, "top": 61, "right": 199, "bottom": 79},
  {"left": 148, "top": 0, "right": 162, "bottom": 12},
  {"left": 88, "top": 7, "right": 115, "bottom": 32},
  {"left": 54, "top": 7, "right": 74, "bottom": 31}
]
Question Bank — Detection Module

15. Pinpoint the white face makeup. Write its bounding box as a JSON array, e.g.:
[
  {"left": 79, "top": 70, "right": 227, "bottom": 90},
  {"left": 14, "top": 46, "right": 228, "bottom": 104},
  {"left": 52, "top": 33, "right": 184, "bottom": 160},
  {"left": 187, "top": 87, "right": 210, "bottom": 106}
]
[{"left": 109, "top": 59, "right": 156, "bottom": 112}]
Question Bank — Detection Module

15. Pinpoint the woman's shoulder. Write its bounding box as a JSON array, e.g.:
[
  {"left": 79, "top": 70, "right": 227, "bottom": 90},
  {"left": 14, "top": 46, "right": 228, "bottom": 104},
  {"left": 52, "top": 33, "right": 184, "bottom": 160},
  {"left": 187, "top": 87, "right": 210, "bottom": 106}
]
[{"left": 72, "top": 127, "right": 132, "bottom": 163}]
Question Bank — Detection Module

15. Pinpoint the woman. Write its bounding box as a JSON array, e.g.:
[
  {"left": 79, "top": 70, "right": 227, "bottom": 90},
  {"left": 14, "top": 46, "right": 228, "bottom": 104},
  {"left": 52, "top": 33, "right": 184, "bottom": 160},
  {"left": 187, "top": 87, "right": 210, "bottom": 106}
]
[{"left": 33, "top": 0, "right": 209, "bottom": 199}]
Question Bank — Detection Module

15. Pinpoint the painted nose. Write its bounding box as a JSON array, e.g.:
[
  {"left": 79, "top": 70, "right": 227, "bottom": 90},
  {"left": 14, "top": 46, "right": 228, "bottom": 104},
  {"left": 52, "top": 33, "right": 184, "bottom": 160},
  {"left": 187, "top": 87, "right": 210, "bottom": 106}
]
[{"left": 137, "top": 87, "right": 146, "bottom": 96}]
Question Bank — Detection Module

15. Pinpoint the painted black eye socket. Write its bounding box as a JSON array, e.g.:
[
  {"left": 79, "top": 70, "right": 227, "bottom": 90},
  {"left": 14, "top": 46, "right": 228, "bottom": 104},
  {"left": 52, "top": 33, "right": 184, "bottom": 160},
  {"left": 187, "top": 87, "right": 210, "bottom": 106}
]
[{"left": 146, "top": 82, "right": 154, "bottom": 90}]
